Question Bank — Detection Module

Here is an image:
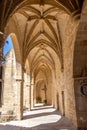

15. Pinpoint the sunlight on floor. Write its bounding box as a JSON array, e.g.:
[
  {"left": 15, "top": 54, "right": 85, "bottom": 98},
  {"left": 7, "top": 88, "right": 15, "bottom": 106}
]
[
  {"left": 0, "top": 106, "right": 62, "bottom": 128},
  {"left": 3, "top": 114, "right": 61, "bottom": 128},
  {"left": 23, "top": 105, "right": 55, "bottom": 116}
]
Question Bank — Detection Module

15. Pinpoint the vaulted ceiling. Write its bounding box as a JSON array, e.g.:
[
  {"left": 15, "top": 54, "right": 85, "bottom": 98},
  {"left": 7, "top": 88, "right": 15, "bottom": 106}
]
[{"left": 0, "top": 0, "right": 84, "bottom": 79}]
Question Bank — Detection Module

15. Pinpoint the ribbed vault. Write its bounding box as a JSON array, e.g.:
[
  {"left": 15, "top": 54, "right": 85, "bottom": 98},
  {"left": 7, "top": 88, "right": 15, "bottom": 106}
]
[
  {"left": 29, "top": 44, "right": 55, "bottom": 79},
  {"left": 0, "top": 0, "right": 84, "bottom": 65},
  {"left": 16, "top": 3, "right": 64, "bottom": 67},
  {"left": 2, "top": 0, "right": 84, "bottom": 83}
]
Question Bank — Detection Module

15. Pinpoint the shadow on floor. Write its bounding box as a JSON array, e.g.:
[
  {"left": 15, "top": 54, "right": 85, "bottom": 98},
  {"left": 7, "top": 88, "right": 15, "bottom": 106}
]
[
  {"left": 31, "top": 105, "right": 53, "bottom": 111},
  {"left": 23, "top": 109, "right": 60, "bottom": 120},
  {"left": 0, "top": 105, "right": 77, "bottom": 130},
  {"left": 0, "top": 117, "right": 77, "bottom": 130}
]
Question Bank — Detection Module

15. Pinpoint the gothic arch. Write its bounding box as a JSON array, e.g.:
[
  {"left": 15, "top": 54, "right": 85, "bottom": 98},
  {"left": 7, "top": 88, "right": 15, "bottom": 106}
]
[{"left": 10, "top": 33, "right": 22, "bottom": 63}]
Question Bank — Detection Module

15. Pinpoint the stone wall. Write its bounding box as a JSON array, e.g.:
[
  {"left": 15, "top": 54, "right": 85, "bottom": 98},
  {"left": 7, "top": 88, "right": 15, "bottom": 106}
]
[
  {"left": 74, "top": 77, "right": 87, "bottom": 128},
  {"left": 73, "top": 0, "right": 87, "bottom": 128},
  {"left": 1, "top": 48, "right": 30, "bottom": 121}
]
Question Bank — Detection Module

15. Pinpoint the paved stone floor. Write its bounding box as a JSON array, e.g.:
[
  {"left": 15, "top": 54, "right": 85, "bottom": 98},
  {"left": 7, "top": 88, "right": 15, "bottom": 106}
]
[{"left": 0, "top": 105, "right": 77, "bottom": 130}]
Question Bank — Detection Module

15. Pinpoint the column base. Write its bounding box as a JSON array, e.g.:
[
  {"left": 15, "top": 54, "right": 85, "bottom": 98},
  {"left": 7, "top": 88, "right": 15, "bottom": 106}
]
[{"left": 0, "top": 115, "right": 16, "bottom": 122}]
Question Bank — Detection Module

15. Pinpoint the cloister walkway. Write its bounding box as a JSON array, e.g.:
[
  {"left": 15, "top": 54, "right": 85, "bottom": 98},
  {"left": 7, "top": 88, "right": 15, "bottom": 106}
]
[{"left": 0, "top": 104, "right": 76, "bottom": 130}]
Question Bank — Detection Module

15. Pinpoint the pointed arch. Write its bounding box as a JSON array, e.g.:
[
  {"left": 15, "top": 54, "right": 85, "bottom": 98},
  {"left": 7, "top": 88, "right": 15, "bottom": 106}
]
[{"left": 10, "top": 33, "right": 22, "bottom": 63}]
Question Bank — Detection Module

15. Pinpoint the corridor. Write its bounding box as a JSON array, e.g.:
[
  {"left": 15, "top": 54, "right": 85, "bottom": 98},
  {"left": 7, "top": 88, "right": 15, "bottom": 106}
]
[{"left": 0, "top": 104, "right": 76, "bottom": 130}]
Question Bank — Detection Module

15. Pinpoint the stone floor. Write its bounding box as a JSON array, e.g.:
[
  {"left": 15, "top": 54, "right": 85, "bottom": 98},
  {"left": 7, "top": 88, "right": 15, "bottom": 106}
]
[{"left": 0, "top": 104, "right": 77, "bottom": 130}]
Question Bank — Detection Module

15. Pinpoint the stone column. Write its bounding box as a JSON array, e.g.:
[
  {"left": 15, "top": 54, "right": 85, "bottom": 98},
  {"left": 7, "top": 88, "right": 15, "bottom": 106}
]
[
  {"left": 2, "top": 51, "right": 14, "bottom": 113},
  {"left": 34, "top": 84, "right": 36, "bottom": 105},
  {"left": 15, "top": 79, "right": 23, "bottom": 120},
  {"left": 30, "top": 74, "right": 34, "bottom": 109},
  {"left": 24, "top": 73, "right": 30, "bottom": 110},
  {"left": 15, "top": 63, "right": 24, "bottom": 120},
  {"left": 26, "top": 74, "right": 31, "bottom": 110},
  {"left": 28, "top": 85, "right": 31, "bottom": 110}
]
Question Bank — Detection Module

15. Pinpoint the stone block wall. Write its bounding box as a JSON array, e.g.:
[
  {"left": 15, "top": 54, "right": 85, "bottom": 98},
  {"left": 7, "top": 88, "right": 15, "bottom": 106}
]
[{"left": 74, "top": 77, "right": 87, "bottom": 128}]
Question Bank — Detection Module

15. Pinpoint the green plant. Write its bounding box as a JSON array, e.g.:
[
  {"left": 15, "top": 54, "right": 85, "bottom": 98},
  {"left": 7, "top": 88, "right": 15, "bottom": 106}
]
[
  {"left": 36, "top": 97, "right": 42, "bottom": 103},
  {"left": 43, "top": 99, "right": 47, "bottom": 104}
]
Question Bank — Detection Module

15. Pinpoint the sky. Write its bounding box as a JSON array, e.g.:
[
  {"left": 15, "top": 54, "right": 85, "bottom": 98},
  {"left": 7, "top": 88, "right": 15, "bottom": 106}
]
[{"left": 3, "top": 36, "right": 13, "bottom": 55}]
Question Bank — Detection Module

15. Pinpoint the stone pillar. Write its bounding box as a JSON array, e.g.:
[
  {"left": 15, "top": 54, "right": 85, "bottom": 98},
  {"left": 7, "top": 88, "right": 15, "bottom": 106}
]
[
  {"left": 34, "top": 85, "right": 36, "bottom": 105},
  {"left": 30, "top": 74, "right": 34, "bottom": 109},
  {"left": 24, "top": 73, "right": 30, "bottom": 110},
  {"left": 28, "top": 85, "right": 31, "bottom": 110},
  {"left": 15, "top": 62, "right": 24, "bottom": 120},
  {"left": 27, "top": 74, "right": 31, "bottom": 110},
  {"left": 2, "top": 83, "right": 14, "bottom": 114},
  {"left": 15, "top": 79, "right": 23, "bottom": 120},
  {"left": 2, "top": 51, "right": 14, "bottom": 113}
]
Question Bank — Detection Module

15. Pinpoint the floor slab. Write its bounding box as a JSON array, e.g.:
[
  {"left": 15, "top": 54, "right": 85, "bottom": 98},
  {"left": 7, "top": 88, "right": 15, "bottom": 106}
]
[{"left": 0, "top": 105, "right": 77, "bottom": 130}]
